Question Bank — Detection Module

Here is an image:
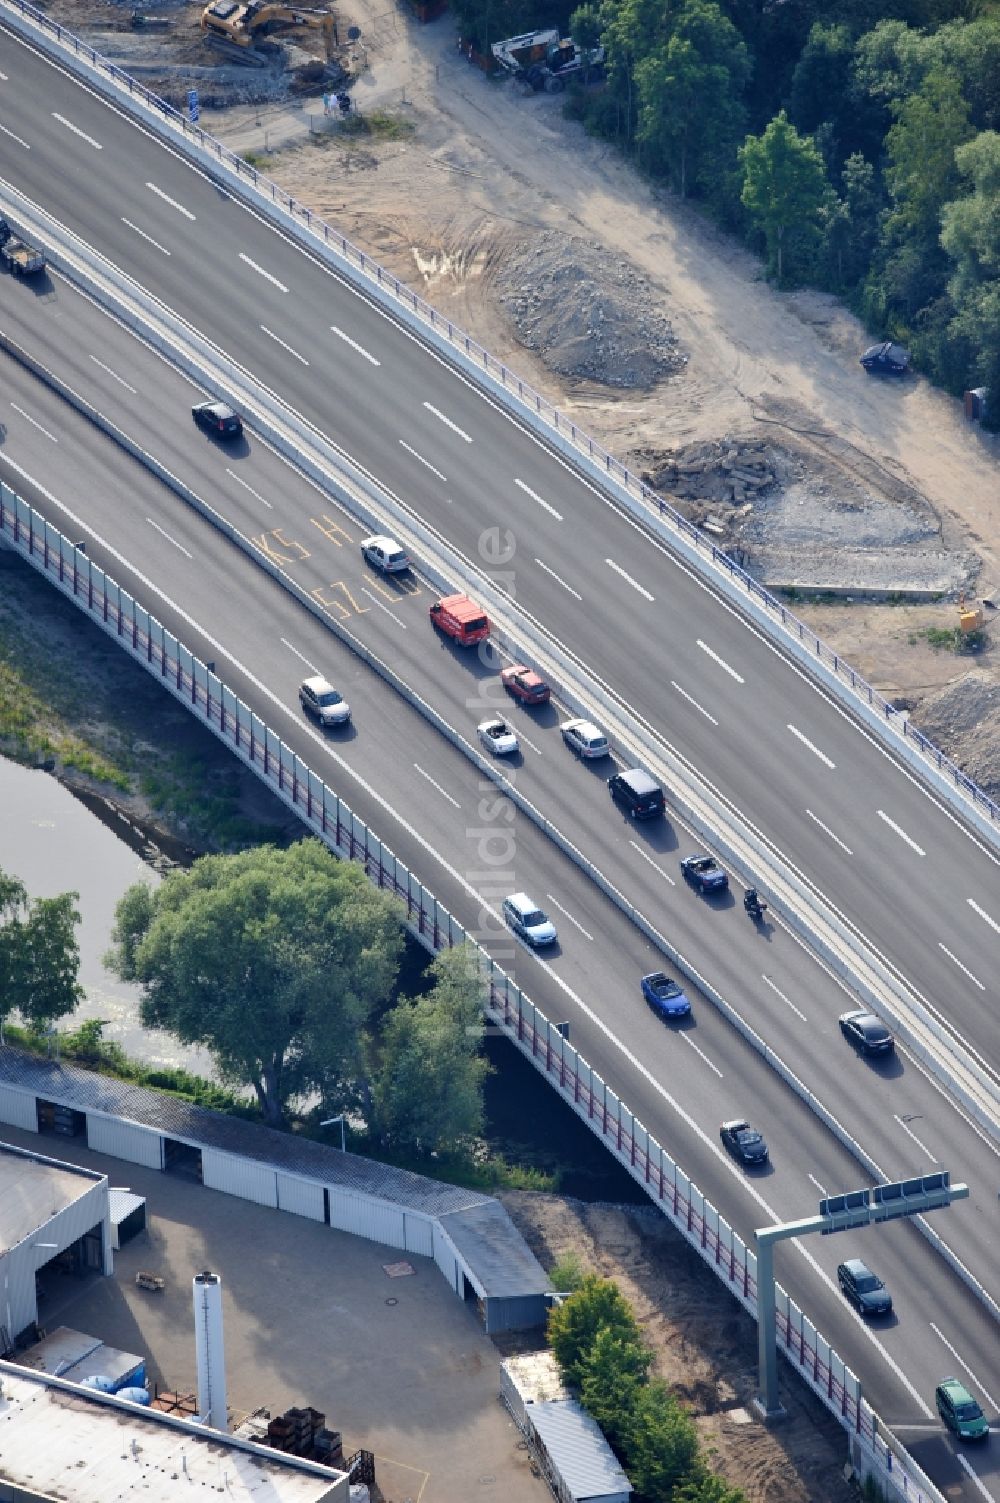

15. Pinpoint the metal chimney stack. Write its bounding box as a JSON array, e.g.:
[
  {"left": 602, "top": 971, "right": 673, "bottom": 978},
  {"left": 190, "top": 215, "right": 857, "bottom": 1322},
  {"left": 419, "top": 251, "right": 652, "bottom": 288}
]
[{"left": 193, "top": 1270, "right": 227, "bottom": 1431}]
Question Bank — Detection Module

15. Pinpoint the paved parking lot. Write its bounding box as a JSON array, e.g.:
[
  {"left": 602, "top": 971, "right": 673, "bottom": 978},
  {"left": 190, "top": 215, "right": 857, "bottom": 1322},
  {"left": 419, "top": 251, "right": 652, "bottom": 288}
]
[{"left": 3, "top": 1125, "right": 548, "bottom": 1503}]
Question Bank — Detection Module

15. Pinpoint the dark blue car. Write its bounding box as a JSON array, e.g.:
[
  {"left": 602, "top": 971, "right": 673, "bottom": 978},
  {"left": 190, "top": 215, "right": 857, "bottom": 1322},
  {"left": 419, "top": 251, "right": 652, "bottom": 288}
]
[
  {"left": 641, "top": 971, "right": 691, "bottom": 1019},
  {"left": 679, "top": 854, "right": 729, "bottom": 894}
]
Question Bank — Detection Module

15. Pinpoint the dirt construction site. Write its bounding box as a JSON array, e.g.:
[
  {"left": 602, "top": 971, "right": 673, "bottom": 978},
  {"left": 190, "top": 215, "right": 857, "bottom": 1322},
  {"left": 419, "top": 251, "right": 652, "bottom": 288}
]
[{"left": 16, "top": 0, "right": 1000, "bottom": 1497}]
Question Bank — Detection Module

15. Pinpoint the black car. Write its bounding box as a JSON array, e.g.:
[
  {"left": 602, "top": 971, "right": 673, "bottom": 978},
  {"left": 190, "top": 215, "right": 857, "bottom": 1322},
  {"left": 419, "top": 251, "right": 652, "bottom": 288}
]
[
  {"left": 838, "top": 1010, "right": 895, "bottom": 1057},
  {"left": 719, "top": 1119, "right": 769, "bottom": 1165},
  {"left": 860, "top": 341, "right": 909, "bottom": 375},
  {"left": 680, "top": 854, "right": 729, "bottom": 894},
  {"left": 608, "top": 768, "right": 665, "bottom": 820},
  {"left": 837, "top": 1258, "right": 892, "bottom": 1317},
  {"left": 192, "top": 400, "right": 243, "bottom": 438}
]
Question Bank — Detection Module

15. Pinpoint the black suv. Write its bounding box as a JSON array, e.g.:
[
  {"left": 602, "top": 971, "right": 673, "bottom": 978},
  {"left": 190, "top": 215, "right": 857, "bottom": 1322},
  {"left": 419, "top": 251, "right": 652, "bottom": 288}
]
[
  {"left": 837, "top": 1258, "right": 892, "bottom": 1317},
  {"left": 608, "top": 768, "right": 665, "bottom": 819}
]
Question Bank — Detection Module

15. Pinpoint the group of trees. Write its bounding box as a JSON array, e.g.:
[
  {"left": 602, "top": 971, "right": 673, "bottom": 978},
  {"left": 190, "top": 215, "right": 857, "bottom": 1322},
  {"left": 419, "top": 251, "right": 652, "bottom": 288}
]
[
  {"left": 106, "top": 840, "right": 490, "bottom": 1147},
  {"left": 451, "top": 0, "right": 1000, "bottom": 417},
  {"left": 548, "top": 1272, "right": 745, "bottom": 1502},
  {"left": 0, "top": 868, "right": 82, "bottom": 1036}
]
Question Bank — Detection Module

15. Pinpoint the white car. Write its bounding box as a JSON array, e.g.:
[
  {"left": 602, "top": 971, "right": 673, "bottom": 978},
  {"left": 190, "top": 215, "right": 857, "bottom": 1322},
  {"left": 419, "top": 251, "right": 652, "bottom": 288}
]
[
  {"left": 478, "top": 717, "right": 519, "bottom": 756},
  {"left": 560, "top": 718, "right": 609, "bottom": 759},
  {"left": 360, "top": 535, "right": 409, "bottom": 574},
  {"left": 502, "top": 893, "right": 557, "bottom": 947},
  {"left": 299, "top": 675, "right": 351, "bottom": 726}
]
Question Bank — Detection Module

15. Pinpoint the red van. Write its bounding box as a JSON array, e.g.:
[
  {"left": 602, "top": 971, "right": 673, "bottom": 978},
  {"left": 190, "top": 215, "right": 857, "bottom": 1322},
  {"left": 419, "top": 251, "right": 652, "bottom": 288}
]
[{"left": 429, "top": 593, "right": 491, "bottom": 646}]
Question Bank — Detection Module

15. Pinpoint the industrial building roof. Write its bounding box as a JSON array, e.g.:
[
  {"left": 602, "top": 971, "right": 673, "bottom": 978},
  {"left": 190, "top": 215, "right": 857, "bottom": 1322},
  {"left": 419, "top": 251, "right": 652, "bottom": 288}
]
[
  {"left": 0, "top": 1364, "right": 344, "bottom": 1502},
  {"left": 439, "top": 1199, "right": 551, "bottom": 1298},
  {"left": 0, "top": 1140, "right": 103, "bottom": 1252},
  {"left": 0, "top": 1049, "right": 488, "bottom": 1215},
  {"left": 529, "top": 1399, "right": 632, "bottom": 1501}
]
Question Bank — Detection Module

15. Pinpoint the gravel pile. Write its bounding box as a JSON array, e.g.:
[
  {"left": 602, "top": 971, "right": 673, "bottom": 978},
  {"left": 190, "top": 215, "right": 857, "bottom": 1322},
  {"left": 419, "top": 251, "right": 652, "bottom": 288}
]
[
  {"left": 495, "top": 233, "right": 685, "bottom": 388},
  {"left": 912, "top": 671, "right": 1000, "bottom": 797}
]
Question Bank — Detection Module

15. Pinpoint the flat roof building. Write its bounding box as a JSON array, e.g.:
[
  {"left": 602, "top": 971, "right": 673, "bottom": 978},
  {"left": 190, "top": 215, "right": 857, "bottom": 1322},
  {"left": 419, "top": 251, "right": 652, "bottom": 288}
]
[{"left": 0, "top": 1362, "right": 347, "bottom": 1502}]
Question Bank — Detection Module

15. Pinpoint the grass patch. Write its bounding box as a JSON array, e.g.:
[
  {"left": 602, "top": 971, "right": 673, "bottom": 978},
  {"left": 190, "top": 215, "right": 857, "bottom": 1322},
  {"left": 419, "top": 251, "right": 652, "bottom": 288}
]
[
  {"left": 240, "top": 150, "right": 267, "bottom": 168},
  {"left": 909, "top": 626, "right": 985, "bottom": 654},
  {"left": 339, "top": 109, "right": 415, "bottom": 141}
]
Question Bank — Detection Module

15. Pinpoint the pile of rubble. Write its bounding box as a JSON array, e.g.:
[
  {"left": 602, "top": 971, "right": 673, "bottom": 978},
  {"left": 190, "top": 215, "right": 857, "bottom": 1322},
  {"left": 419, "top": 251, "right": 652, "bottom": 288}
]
[
  {"left": 640, "top": 437, "right": 780, "bottom": 506},
  {"left": 495, "top": 232, "right": 686, "bottom": 389}
]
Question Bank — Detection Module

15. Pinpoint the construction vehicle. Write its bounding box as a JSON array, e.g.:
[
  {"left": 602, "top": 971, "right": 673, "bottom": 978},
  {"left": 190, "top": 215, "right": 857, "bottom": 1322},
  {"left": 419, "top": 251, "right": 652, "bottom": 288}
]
[
  {"left": 0, "top": 220, "right": 45, "bottom": 277},
  {"left": 491, "top": 27, "right": 604, "bottom": 93},
  {"left": 201, "top": 0, "right": 335, "bottom": 53}
]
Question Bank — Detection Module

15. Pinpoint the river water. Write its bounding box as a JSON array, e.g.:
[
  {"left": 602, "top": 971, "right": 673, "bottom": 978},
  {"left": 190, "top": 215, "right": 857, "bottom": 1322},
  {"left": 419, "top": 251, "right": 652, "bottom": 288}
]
[{"left": 0, "top": 756, "right": 214, "bottom": 1077}]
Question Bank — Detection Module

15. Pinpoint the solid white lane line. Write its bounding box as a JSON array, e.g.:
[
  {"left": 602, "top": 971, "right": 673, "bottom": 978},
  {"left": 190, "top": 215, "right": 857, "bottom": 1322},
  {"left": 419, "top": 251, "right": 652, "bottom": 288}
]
[
  {"left": 968, "top": 898, "right": 1000, "bottom": 936},
  {"left": 280, "top": 638, "right": 315, "bottom": 669},
  {"left": 331, "top": 324, "right": 381, "bottom": 366},
  {"left": 239, "top": 252, "right": 288, "bottom": 292},
  {"left": 680, "top": 1033, "right": 723, "bottom": 1078},
  {"left": 787, "top": 723, "right": 835, "bottom": 768},
  {"left": 696, "top": 639, "right": 744, "bottom": 683},
  {"left": 628, "top": 840, "right": 676, "bottom": 885},
  {"left": 808, "top": 1173, "right": 826, "bottom": 1196},
  {"left": 52, "top": 111, "right": 102, "bottom": 148},
  {"left": 423, "top": 402, "right": 472, "bottom": 442},
  {"left": 938, "top": 943, "right": 986, "bottom": 991},
  {"left": 260, "top": 324, "right": 309, "bottom": 364},
  {"left": 805, "top": 808, "right": 854, "bottom": 856},
  {"left": 122, "top": 217, "right": 170, "bottom": 255},
  {"left": 876, "top": 809, "right": 925, "bottom": 856},
  {"left": 545, "top": 894, "right": 594, "bottom": 941},
  {"left": 0, "top": 122, "right": 30, "bottom": 149},
  {"left": 893, "top": 1114, "right": 937, "bottom": 1161},
  {"left": 413, "top": 763, "right": 461, "bottom": 808},
  {"left": 10, "top": 404, "right": 58, "bottom": 443},
  {"left": 535, "top": 558, "right": 582, "bottom": 600},
  {"left": 929, "top": 1324, "right": 999, "bottom": 1413},
  {"left": 671, "top": 680, "right": 719, "bottom": 725},
  {"left": 89, "top": 355, "right": 137, "bottom": 393},
  {"left": 761, "top": 974, "right": 806, "bottom": 1022},
  {"left": 515, "top": 478, "right": 563, "bottom": 521},
  {"left": 146, "top": 181, "right": 195, "bottom": 219},
  {"left": 606, "top": 557, "right": 654, "bottom": 601},
  {"left": 360, "top": 586, "right": 407, "bottom": 628},
  {"left": 225, "top": 468, "right": 273, "bottom": 509},
  {"left": 956, "top": 1454, "right": 997, "bottom": 1503},
  {"left": 146, "top": 518, "right": 192, "bottom": 558},
  {"left": 399, "top": 440, "right": 446, "bottom": 481}
]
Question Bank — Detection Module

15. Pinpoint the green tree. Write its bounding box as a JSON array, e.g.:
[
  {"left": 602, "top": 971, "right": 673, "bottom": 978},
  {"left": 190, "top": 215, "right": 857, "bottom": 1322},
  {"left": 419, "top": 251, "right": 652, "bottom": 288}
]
[
  {"left": 106, "top": 840, "right": 404, "bottom": 1125},
  {"left": 673, "top": 1466, "right": 747, "bottom": 1503},
  {"left": 601, "top": 0, "right": 674, "bottom": 145},
  {"left": 547, "top": 1274, "right": 644, "bottom": 1388},
  {"left": 739, "top": 111, "right": 830, "bottom": 282},
  {"left": 0, "top": 869, "right": 83, "bottom": 1034},
  {"left": 569, "top": 2, "right": 603, "bottom": 80},
  {"left": 634, "top": 0, "right": 749, "bottom": 198},
  {"left": 626, "top": 1376, "right": 701, "bottom": 1499},
  {"left": 578, "top": 1324, "right": 651, "bottom": 1450},
  {"left": 369, "top": 944, "right": 490, "bottom": 1152},
  {"left": 788, "top": 22, "right": 853, "bottom": 138},
  {"left": 941, "top": 131, "right": 1000, "bottom": 423}
]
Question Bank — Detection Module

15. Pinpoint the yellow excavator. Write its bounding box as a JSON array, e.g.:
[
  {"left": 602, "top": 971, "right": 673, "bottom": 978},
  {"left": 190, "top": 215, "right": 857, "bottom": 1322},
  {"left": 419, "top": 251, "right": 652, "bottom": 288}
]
[{"left": 201, "top": 0, "right": 335, "bottom": 52}]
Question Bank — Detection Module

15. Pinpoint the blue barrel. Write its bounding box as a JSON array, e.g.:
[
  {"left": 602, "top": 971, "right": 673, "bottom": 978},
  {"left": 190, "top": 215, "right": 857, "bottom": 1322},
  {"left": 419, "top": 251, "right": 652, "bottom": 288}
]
[
  {"left": 117, "top": 1386, "right": 151, "bottom": 1406},
  {"left": 81, "top": 1375, "right": 116, "bottom": 1393}
]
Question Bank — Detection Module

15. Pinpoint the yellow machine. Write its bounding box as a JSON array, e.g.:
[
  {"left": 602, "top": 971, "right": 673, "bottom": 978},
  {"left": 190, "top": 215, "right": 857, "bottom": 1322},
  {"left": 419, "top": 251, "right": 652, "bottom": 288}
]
[
  {"left": 201, "top": 0, "right": 335, "bottom": 51},
  {"left": 958, "top": 592, "right": 984, "bottom": 633}
]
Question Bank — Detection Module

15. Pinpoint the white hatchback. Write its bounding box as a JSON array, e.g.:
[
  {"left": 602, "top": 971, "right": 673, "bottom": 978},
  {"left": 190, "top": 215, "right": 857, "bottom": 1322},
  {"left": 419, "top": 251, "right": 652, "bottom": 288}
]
[
  {"left": 560, "top": 718, "right": 609, "bottom": 759},
  {"left": 360, "top": 535, "right": 409, "bottom": 573}
]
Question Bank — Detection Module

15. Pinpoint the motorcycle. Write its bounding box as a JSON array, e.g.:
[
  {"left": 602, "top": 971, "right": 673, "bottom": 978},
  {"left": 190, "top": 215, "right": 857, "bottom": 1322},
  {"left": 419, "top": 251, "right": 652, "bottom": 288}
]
[{"left": 743, "top": 889, "right": 767, "bottom": 921}]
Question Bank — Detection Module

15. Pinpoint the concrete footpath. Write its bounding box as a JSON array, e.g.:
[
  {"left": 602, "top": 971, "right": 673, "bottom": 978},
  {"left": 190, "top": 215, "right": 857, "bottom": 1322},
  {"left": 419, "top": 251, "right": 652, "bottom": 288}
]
[{"left": 2, "top": 1125, "right": 548, "bottom": 1503}]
